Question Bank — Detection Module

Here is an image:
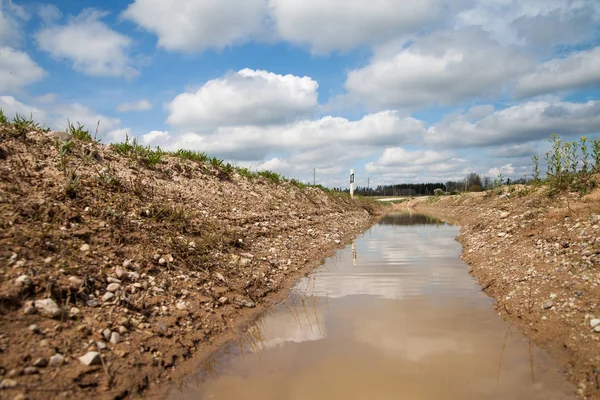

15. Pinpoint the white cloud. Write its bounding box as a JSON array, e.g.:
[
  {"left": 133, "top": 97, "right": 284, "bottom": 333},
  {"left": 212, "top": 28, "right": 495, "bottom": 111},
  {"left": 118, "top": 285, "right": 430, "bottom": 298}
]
[
  {"left": 0, "top": 0, "right": 28, "bottom": 46},
  {"left": 487, "top": 164, "right": 515, "bottom": 177},
  {"left": 142, "top": 130, "right": 170, "bottom": 145},
  {"left": 36, "top": 4, "right": 61, "bottom": 24},
  {"left": 35, "top": 9, "right": 137, "bottom": 78},
  {"left": 456, "top": 0, "right": 600, "bottom": 48},
  {"left": 166, "top": 69, "right": 319, "bottom": 130},
  {"left": 0, "top": 95, "right": 46, "bottom": 120},
  {"left": 122, "top": 0, "right": 267, "bottom": 52},
  {"left": 490, "top": 143, "right": 536, "bottom": 158},
  {"left": 268, "top": 0, "right": 447, "bottom": 53},
  {"left": 344, "top": 30, "right": 531, "bottom": 110},
  {"left": 364, "top": 147, "right": 469, "bottom": 182},
  {"left": 515, "top": 46, "right": 600, "bottom": 98},
  {"left": 147, "top": 111, "right": 423, "bottom": 161},
  {"left": 427, "top": 100, "right": 600, "bottom": 148},
  {"left": 0, "top": 47, "right": 46, "bottom": 93},
  {"left": 116, "top": 99, "right": 152, "bottom": 112}
]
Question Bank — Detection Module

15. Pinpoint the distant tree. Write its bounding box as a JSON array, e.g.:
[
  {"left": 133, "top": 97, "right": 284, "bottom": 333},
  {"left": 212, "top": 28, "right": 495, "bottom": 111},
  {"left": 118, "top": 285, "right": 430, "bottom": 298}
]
[{"left": 466, "top": 173, "right": 482, "bottom": 190}]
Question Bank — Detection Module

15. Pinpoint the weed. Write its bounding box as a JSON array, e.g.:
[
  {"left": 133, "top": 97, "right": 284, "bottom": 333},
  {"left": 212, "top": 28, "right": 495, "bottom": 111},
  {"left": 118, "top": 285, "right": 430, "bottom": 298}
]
[
  {"left": 173, "top": 149, "right": 208, "bottom": 163},
  {"left": 531, "top": 155, "right": 540, "bottom": 184},
  {"left": 0, "top": 108, "right": 7, "bottom": 124},
  {"left": 110, "top": 135, "right": 163, "bottom": 167},
  {"left": 236, "top": 167, "right": 256, "bottom": 180},
  {"left": 257, "top": 170, "right": 281, "bottom": 184},
  {"left": 209, "top": 157, "right": 223, "bottom": 169},
  {"left": 67, "top": 121, "right": 92, "bottom": 142},
  {"left": 11, "top": 113, "right": 40, "bottom": 137},
  {"left": 222, "top": 162, "right": 234, "bottom": 176},
  {"left": 96, "top": 165, "right": 121, "bottom": 189}
]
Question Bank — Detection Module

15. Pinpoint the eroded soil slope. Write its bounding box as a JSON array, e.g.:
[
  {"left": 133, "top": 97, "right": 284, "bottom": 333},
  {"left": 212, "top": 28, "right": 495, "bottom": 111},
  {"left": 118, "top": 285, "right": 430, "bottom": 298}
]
[
  {"left": 411, "top": 187, "right": 600, "bottom": 399},
  {"left": 0, "top": 127, "right": 383, "bottom": 399}
]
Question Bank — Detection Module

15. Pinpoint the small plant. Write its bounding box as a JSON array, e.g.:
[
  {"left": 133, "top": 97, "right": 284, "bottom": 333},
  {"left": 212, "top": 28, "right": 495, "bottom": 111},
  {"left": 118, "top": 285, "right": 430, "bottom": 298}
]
[
  {"left": 257, "top": 170, "right": 281, "bottom": 184},
  {"left": 67, "top": 121, "right": 92, "bottom": 142},
  {"left": 11, "top": 113, "right": 40, "bottom": 137},
  {"left": 0, "top": 109, "right": 7, "bottom": 124},
  {"left": 173, "top": 149, "right": 208, "bottom": 163},
  {"left": 209, "top": 157, "right": 223, "bottom": 169},
  {"left": 110, "top": 135, "right": 163, "bottom": 167},
  {"left": 236, "top": 167, "right": 256, "bottom": 180},
  {"left": 531, "top": 155, "right": 540, "bottom": 184},
  {"left": 593, "top": 139, "right": 600, "bottom": 172},
  {"left": 222, "top": 162, "right": 234, "bottom": 176}
]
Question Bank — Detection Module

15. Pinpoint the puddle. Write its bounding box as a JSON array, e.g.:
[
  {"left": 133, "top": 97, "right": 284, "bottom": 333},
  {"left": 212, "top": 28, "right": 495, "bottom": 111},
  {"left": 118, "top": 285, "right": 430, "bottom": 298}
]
[{"left": 168, "top": 212, "right": 576, "bottom": 400}]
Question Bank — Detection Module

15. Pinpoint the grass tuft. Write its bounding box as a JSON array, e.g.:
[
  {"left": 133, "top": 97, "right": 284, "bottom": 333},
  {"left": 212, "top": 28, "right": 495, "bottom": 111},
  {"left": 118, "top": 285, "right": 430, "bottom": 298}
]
[{"left": 67, "top": 121, "right": 92, "bottom": 142}]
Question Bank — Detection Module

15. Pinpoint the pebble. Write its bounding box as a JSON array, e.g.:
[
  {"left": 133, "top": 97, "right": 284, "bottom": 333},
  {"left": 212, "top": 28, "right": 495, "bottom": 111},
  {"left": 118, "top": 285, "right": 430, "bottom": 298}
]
[
  {"left": 500, "top": 212, "right": 510, "bottom": 219},
  {"left": 176, "top": 302, "right": 187, "bottom": 311},
  {"left": 23, "top": 305, "right": 35, "bottom": 315},
  {"left": 118, "top": 325, "right": 129, "bottom": 334},
  {"left": 590, "top": 215, "right": 600, "bottom": 225},
  {"left": 115, "top": 267, "right": 125, "bottom": 279},
  {"left": 15, "top": 275, "right": 32, "bottom": 289},
  {"left": 68, "top": 276, "right": 83, "bottom": 287},
  {"left": 497, "top": 232, "right": 507, "bottom": 237},
  {"left": 80, "top": 244, "right": 90, "bottom": 252},
  {"left": 34, "top": 299, "right": 61, "bottom": 318},
  {"left": 69, "top": 307, "right": 81, "bottom": 318},
  {"left": 96, "top": 341, "right": 107, "bottom": 350},
  {"left": 0, "top": 378, "right": 18, "bottom": 388},
  {"left": 591, "top": 319, "right": 600, "bottom": 329},
  {"left": 103, "top": 328, "right": 111, "bottom": 341},
  {"left": 107, "top": 277, "right": 121, "bottom": 284},
  {"left": 542, "top": 300, "right": 554, "bottom": 310},
  {"left": 242, "top": 300, "right": 256, "bottom": 308},
  {"left": 102, "top": 292, "right": 115, "bottom": 302},
  {"left": 110, "top": 332, "right": 120, "bottom": 344},
  {"left": 23, "top": 367, "right": 39, "bottom": 375},
  {"left": 33, "top": 358, "right": 47, "bottom": 368},
  {"left": 78, "top": 351, "right": 101, "bottom": 366},
  {"left": 218, "top": 297, "right": 229, "bottom": 304},
  {"left": 106, "top": 283, "right": 121, "bottom": 292},
  {"left": 28, "top": 324, "right": 40, "bottom": 333},
  {"left": 86, "top": 299, "right": 99, "bottom": 307},
  {"left": 49, "top": 353, "right": 64, "bottom": 367}
]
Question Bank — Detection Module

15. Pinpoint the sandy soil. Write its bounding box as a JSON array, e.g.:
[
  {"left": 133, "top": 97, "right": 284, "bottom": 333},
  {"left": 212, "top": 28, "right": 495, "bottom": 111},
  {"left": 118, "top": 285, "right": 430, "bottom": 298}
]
[
  {"left": 410, "top": 186, "right": 600, "bottom": 399},
  {"left": 0, "top": 126, "right": 385, "bottom": 399}
]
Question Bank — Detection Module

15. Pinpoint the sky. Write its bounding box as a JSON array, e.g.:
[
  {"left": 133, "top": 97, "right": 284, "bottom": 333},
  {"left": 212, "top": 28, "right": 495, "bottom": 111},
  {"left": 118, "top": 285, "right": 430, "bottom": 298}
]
[{"left": 1, "top": 0, "right": 600, "bottom": 188}]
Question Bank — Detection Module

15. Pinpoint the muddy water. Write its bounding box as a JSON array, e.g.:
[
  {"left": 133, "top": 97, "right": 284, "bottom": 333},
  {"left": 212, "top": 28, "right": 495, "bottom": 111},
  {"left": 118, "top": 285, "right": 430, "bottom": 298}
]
[{"left": 169, "top": 212, "right": 576, "bottom": 400}]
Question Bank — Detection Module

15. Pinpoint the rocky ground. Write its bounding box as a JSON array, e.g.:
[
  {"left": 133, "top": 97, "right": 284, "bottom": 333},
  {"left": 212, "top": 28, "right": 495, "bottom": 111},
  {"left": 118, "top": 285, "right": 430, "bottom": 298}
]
[
  {"left": 0, "top": 126, "right": 384, "bottom": 399},
  {"left": 411, "top": 186, "right": 600, "bottom": 399}
]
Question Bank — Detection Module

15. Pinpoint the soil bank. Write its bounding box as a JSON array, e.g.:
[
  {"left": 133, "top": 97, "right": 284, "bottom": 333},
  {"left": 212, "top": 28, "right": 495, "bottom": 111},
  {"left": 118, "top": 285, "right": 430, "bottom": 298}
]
[
  {"left": 0, "top": 127, "right": 385, "bottom": 399},
  {"left": 410, "top": 187, "right": 600, "bottom": 399}
]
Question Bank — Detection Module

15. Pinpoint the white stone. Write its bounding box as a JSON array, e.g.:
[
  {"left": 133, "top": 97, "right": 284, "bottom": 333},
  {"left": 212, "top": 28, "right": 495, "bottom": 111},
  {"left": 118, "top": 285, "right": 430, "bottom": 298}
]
[
  {"left": 80, "top": 244, "right": 91, "bottom": 252},
  {"left": 49, "top": 353, "right": 64, "bottom": 367},
  {"left": 78, "top": 351, "right": 101, "bottom": 366},
  {"left": 15, "top": 275, "right": 32, "bottom": 288},
  {"left": 102, "top": 292, "right": 115, "bottom": 302},
  {"left": 34, "top": 299, "right": 61, "bottom": 318},
  {"left": 176, "top": 302, "right": 187, "bottom": 311},
  {"left": 69, "top": 307, "right": 81, "bottom": 318},
  {"left": 591, "top": 319, "right": 600, "bottom": 328},
  {"left": 106, "top": 283, "right": 121, "bottom": 293},
  {"left": 110, "top": 332, "right": 120, "bottom": 344},
  {"left": 68, "top": 276, "right": 83, "bottom": 287}
]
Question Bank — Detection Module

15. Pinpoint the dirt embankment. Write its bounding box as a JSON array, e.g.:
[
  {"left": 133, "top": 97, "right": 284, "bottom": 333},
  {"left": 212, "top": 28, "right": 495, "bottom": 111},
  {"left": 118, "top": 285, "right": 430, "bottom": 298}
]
[
  {"left": 0, "top": 127, "right": 384, "bottom": 399},
  {"left": 410, "top": 187, "right": 600, "bottom": 399}
]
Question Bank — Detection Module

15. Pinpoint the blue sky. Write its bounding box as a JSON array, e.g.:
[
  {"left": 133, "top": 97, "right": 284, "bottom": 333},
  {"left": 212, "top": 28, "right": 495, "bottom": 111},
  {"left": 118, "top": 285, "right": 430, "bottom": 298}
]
[{"left": 1, "top": 0, "right": 600, "bottom": 188}]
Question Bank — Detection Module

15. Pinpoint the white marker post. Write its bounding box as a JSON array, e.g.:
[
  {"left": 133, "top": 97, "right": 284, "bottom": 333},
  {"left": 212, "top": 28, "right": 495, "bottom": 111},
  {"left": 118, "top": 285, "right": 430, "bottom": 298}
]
[{"left": 350, "top": 169, "right": 355, "bottom": 199}]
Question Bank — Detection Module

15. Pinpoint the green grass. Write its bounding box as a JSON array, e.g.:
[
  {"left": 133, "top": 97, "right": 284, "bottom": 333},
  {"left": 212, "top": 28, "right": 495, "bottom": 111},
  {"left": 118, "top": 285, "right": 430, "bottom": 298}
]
[
  {"left": 111, "top": 135, "right": 163, "bottom": 167},
  {"left": 67, "top": 121, "right": 92, "bottom": 142},
  {"left": 257, "top": 170, "right": 281, "bottom": 184},
  {"left": 11, "top": 113, "right": 41, "bottom": 137},
  {"left": 0, "top": 109, "right": 7, "bottom": 124},
  {"left": 172, "top": 149, "right": 208, "bottom": 163}
]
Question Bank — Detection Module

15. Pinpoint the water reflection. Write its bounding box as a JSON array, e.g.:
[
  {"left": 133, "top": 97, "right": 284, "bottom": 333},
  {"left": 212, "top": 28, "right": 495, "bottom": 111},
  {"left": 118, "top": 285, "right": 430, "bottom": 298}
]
[
  {"left": 377, "top": 212, "right": 446, "bottom": 226},
  {"left": 168, "top": 212, "right": 576, "bottom": 400}
]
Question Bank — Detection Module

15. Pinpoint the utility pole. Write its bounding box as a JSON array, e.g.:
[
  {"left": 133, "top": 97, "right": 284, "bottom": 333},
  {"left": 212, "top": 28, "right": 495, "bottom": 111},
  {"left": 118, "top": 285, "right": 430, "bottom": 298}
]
[
  {"left": 313, "top": 168, "right": 316, "bottom": 186},
  {"left": 367, "top": 177, "right": 370, "bottom": 196}
]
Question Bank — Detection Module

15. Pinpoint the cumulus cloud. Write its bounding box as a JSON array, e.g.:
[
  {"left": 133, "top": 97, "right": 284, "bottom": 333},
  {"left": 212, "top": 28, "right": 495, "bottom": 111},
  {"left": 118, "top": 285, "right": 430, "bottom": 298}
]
[
  {"left": 515, "top": 46, "right": 600, "bottom": 98},
  {"left": 116, "top": 99, "right": 152, "bottom": 112},
  {"left": 365, "top": 147, "right": 469, "bottom": 182},
  {"left": 490, "top": 143, "right": 536, "bottom": 158},
  {"left": 0, "top": 47, "right": 46, "bottom": 93},
  {"left": 426, "top": 100, "right": 600, "bottom": 148},
  {"left": 148, "top": 111, "right": 423, "bottom": 161},
  {"left": 0, "top": 0, "right": 28, "bottom": 46},
  {"left": 35, "top": 9, "right": 137, "bottom": 78},
  {"left": 344, "top": 30, "right": 531, "bottom": 110},
  {"left": 268, "top": 0, "right": 448, "bottom": 53},
  {"left": 456, "top": 0, "right": 600, "bottom": 48},
  {"left": 122, "top": 0, "right": 267, "bottom": 52},
  {"left": 0, "top": 95, "right": 46, "bottom": 120},
  {"left": 166, "top": 69, "right": 319, "bottom": 130},
  {"left": 487, "top": 164, "right": 515, "bottom": 177}
]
